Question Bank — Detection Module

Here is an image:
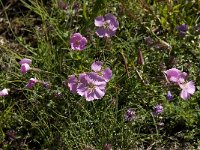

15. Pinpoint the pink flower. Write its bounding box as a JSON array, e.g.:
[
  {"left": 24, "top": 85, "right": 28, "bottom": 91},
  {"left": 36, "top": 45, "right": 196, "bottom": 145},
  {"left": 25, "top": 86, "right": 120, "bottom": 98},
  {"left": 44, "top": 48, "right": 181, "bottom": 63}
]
[
  {"left": 91, "top": 61, "right": 112, "bottom": 82},
  {"left": 95, "top": 13, "right": 119, "bottom": 38},
  {"left": 0, "top": 88, "right": 9, "bottom": 96},
  {"left": 179, "top": 81, "right": 195, "bottom": 100},
  {"left": 26, "top": 78, "right": 37, "bottom": 88},
  {"left": 20, "top": 63, "right": 31, "bottom": 74},
  {"left": 70, "top": 33, "right": 87, "bottom": 50},
  {"left": 68, "top": 73, "right": 107, "bottom": 101},
  {"left": 165, "top": 68, "right": 187, "bottom": 83},
  {"left": 76, "top": 73, "right": 106, "bottom": 101},
  {"left": 19, "top": 58, "right": 32, "bottom": 74}
]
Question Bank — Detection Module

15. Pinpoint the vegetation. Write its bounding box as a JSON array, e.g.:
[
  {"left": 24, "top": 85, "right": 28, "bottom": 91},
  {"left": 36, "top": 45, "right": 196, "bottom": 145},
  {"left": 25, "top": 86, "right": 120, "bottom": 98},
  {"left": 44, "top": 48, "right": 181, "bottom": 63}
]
[{"left": 0, "top": 0, "right": 200, "bottom": 149}]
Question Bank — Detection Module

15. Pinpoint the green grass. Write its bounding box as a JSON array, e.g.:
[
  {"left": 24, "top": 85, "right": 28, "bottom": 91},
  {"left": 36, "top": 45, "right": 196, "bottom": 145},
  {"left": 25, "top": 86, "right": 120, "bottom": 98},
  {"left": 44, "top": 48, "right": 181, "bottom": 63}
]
[{"left": 0, "top": 0, "right": 200, "bottom": 149}]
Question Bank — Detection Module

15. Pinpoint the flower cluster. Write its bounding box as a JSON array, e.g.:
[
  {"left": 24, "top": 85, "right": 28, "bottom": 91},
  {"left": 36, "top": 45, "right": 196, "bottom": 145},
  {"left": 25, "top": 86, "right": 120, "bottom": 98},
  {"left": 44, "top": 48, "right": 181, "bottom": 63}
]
[
  {"left": 68, "top": 61, "right": 112, "bottom": 101},
  {"left": 69, "top": 13, "right": 119, "bottom": 51},
  {"left": 165, "top": 68, "right": 195, "bottom": 100}
]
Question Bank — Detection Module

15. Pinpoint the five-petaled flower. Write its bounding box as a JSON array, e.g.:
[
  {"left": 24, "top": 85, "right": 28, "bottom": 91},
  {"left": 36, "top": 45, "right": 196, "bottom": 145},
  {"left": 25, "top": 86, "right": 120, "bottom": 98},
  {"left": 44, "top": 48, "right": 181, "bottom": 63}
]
[
  {"left": 179, "top": 81, "right": 195, "bottom": 100},
  {"left": 19, "top": 58, "right": 32, "bottom": 74},
  {"left": 164, "top": 68, "right": 187, "bottom": 84},
  {"left": 70, "top": 33, "right": 87, "bottom": 50},
  {"left": 95, "top": 13, "right": 119, "bottom": 38},
  {"left": 77, "top": 72, "right": 107, "bottom": 101}
]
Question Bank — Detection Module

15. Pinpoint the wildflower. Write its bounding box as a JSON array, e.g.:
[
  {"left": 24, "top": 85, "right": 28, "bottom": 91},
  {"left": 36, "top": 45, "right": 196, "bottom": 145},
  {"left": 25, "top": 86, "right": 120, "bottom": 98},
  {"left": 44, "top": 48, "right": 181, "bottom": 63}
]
[
  {"left": 0, "top": 88, "right": 9, "bottom": 96},
  {"left": 20, "top": 63, "right": 31, "bottom": 74},
  {"left": 91, "top": 61, "right": 112, "bottom": 82},
  {"left": 94, "top": 13, "right": 119, "bottom": 38},
  {"left": 124, "top": 108, "right": 136, "bottom": 121},
  {"left": 154, "top": 104, "right": 164, "bottom": 115},
  {"left": 179, "top": 81, "right": 195, "bottom": 100},
  {"left": 19, "top": 58, "right": 32, "bottom": 74},
  {"left": 76, "top": 72, "right": 107, "bottom": 101},
  {"left": 166, "top": 91, "right": 173, "bottom": 100},
  {"left": 176, "top": 24, "right": 188, "bottom": 37},
  {"left": 26, "top": 78, "right": 37, "bottom": 88},
  {"left": 165, "top": 68, "right": 187, "bottom": 84},
  {"left": 70, "top": 33, "right": 87, "bottom": 50}
]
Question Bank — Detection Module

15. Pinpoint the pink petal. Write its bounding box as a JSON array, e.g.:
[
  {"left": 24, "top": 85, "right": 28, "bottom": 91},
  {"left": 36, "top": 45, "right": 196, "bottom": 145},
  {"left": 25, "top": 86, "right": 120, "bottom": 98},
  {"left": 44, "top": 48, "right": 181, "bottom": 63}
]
[
  {"left": 77, "top": 83, "right": 88, "bottom": 96},
  {"left": 20, "top": 63, "right": 31, "bottom": 74},
  {"left": 26, "top": 78, "right": 37, "bottom": 88},
  {"left": 19, "top": 58, "right": 32, "bottom": 65},
  {"left": 91, "top": 61, "right": 102, "bottom": 72},
  {"left": 180, "top": 90, "right": 190, "bottom": 100},
  {"left": 104, "top": 13, "right": 119, "bottom": 29},
  {"left": 85, "top": 91, "right": 95, "bottom": 101},
  {"left": 70, "top": 33, "right": 82, "bottom": 44},
  {"left": 0, "top": 88, "right": 9, "bottom": 96},
  {"left": 169, "top": 76, "right": 178, "bottom": 83},
  {"left": 165, "top": 68, "right": 182, "bottom": 83},
  {"left": 68, "top": 75, "right": 78, "bottom": 94},
  {"left": 94, "top": 16, "right": 104, "bottom": 27},
  {"left": 178, "top": 72, "right": 188, "bottom": 83},
  {"left": 185, "top": 81, "right": 195, "bottom": 94},
  {"left": 86, "top": 72, "right": 106, "bottom": 85},
  {"left": 94, "top": 87, "right": 105, "bottom": 99},
  {"left": 96, "top": 27, "right": 106, "bottom": 38},
  {"left": 79, "top": 37, "right": 87, "bottom": 50},
  {"left": 105, "top": 29, "right": 116, "bottom": 37},
  {"left": 79, "top": 73, "right": 87, "bottom": 83},
  {"left": 103, "top": 67, "right": 112, "bottom": 82}
]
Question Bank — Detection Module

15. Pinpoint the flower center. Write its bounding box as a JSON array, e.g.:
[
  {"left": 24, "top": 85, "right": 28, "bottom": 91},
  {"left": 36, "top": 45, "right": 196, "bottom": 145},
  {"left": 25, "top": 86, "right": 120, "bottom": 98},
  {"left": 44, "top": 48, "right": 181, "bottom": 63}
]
[
  {"left": 88, "top": 83, "right": 95, "bottom": 90},
  {"left": 75, "top": 40, "right": 80, "bottom": 46},
  {"left": 104, "top": 21, "right": 110, "bottom": 29}
]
